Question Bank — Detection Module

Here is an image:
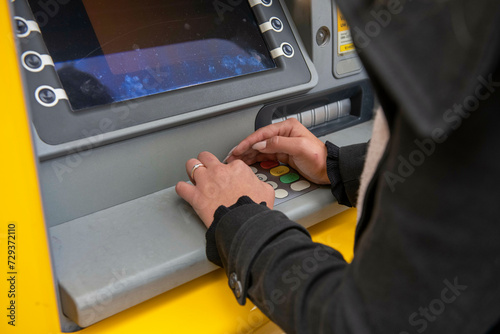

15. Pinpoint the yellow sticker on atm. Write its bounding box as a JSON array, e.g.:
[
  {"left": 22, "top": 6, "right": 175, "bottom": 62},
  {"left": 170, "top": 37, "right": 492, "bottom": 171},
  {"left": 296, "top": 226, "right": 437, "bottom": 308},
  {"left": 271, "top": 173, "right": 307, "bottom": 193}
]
[
  {"left": 337, "top": 8, "right": 349, "bottom": 32},
  {"left": 340, "top": 44, "right": 355, "bottom": 53},
  {"left": 337, "top": 7, "right": 355, "bottom": 55}
]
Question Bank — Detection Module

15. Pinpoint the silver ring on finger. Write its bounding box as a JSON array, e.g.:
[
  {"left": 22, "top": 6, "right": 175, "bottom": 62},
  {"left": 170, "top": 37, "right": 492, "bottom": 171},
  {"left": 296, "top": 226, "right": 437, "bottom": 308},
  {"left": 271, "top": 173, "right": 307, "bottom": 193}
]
[{"left": 190, "top": 163, "right": 206, "bottom": 185}]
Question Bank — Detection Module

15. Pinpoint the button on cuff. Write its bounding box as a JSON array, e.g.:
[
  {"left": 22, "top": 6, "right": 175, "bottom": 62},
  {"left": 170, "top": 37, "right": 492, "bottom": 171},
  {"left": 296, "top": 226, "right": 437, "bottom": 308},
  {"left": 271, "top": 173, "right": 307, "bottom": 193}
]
[
  {"left": 228, "top": 272, "right": 243, "bottom": 299},
  {"left": 234, "top": 281, "right": 243, "bottom": 299},
  {"left": 229, "top": 272, "right": 238, "bottom": 289}
]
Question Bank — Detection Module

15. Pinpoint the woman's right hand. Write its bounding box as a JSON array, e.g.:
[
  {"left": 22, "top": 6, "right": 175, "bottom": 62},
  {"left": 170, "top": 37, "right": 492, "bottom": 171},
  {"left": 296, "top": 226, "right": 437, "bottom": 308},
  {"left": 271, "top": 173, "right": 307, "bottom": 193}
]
[{"left": 226, "top": 119, "right": 331, "bottom": 185}]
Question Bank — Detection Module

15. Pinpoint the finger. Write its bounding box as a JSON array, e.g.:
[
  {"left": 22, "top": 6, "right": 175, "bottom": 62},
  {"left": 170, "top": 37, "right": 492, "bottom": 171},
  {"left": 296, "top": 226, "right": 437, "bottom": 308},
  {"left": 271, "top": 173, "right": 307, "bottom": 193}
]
[
  {"left": 186, "top": 158, "right": 208, "bottom": 184},
  {"left": 186, "top": 158, "right": 201, "bottom": 174},
  {"left": 226, "top": 152, "right": 278, "bottom": 166},
  {"left": 186, "top": 158, "right": 201, "bottom": 177},
  {"left": 252, "top": 136, "right": 308, "bottom": 158},
  {"left": 232, "top": 119, "right": 306, "bottom": 157},
  {"left": 226, "top": 154, "right": 258, "bottom": 165},
  {"left": 252, "top": 153, "right": 284, "bottom": 164},
  {"left": 234, "top": 150, "right": 259, "bottom": 164},
  {"left": 276, "top": 153, "right": 290, "bottom": 165},
  {"left": 198, "top": 151, "right": 220, "bottom": 168},
  {"left": 232, "top": 154, "right": 260, "bottom": 166},
  {"left": 175, "top": 181, "right": 197, "bottom": 205},
  {"left": 222, "top": 145, "right": 238, "bottom": 164}
]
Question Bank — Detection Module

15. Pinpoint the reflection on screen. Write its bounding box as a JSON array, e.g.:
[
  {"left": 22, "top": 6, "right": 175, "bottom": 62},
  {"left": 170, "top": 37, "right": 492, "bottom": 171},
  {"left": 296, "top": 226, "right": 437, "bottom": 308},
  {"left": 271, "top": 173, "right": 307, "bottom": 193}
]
[{"left": 30, "top": 0, "right": 276, "bottom": 110}]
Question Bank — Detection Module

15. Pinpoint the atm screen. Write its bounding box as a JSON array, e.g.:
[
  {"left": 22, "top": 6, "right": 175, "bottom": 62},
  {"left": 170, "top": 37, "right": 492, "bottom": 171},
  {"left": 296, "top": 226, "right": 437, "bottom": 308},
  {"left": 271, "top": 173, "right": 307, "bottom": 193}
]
[{"left": 28, "top": 0, "right": 277, "bottom": 110}]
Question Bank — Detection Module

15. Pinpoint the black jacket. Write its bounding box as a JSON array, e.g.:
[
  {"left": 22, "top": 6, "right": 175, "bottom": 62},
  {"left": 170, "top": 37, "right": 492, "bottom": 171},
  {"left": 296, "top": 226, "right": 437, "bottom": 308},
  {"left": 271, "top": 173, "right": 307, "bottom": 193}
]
[{"left": 207, "top": 1, "right": 500, "bottom": 333}]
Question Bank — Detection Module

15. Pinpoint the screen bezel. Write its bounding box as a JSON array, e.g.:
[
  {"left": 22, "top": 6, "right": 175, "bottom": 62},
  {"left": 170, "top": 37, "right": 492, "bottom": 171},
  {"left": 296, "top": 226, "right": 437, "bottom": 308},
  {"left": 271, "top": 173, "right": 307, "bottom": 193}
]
[{"left": 16, "top": 0, "right": 317, "bottom": 145}]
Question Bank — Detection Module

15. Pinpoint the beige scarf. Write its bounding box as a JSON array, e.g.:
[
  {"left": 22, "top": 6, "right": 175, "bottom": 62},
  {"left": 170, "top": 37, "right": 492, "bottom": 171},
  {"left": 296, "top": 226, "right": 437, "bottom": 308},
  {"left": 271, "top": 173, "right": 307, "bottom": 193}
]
[{"left": 356, "top": 108, "right": 390, "bottom": 222}]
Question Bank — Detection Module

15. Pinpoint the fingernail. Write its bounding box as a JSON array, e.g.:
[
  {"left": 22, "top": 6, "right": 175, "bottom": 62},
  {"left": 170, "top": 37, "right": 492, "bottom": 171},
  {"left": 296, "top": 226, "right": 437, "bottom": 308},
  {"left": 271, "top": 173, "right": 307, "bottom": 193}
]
[
  {"left": 222, "top": 145, "right": 238, "bottom": 164},
  {"left": 252, "top": 141, "right": 266, "bottom": 151}
]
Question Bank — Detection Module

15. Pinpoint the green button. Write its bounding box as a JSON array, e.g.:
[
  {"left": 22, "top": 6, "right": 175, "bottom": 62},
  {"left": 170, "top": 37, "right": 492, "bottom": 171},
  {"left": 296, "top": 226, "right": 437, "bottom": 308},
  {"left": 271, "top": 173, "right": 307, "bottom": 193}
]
[{"left": 280, "top": 173, "right": 300, "bottom": 184}]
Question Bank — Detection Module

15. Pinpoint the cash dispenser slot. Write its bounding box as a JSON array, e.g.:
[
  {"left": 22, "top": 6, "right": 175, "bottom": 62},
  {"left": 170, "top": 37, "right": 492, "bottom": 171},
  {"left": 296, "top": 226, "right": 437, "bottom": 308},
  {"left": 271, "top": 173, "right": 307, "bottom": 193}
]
[
  {"left": 256, "top": 80, "right": 374, "bottom": 137},
  {"left": 271, "top": 99, "right": 351, "bottom": 128}
]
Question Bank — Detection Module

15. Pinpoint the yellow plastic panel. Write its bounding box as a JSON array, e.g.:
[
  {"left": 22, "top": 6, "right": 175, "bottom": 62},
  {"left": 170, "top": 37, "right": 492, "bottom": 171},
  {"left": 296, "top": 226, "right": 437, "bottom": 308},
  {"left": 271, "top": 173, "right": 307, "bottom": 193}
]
[{"left": 0, "top": 2, "right": 61, "bottom": 333}]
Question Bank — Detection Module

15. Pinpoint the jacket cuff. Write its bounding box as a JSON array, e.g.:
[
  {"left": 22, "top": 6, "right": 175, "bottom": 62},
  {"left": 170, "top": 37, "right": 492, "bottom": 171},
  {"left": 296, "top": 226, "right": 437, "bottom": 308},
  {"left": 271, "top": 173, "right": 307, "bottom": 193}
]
[
  {"left": 216, "top": 206, "right": 310, "bottom": 305},
  {"left": 326, "top": 141, "right": 353, "bottom": 207},
  {"left": 205, "top": 196, "right": 265, "bottom": 267}
]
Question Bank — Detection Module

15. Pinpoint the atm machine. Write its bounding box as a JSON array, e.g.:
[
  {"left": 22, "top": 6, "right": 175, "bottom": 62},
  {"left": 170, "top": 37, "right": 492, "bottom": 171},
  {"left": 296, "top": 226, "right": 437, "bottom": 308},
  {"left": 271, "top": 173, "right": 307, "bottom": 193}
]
[{"left": 2, "top": 0, "right": 373, "bottom": 332}]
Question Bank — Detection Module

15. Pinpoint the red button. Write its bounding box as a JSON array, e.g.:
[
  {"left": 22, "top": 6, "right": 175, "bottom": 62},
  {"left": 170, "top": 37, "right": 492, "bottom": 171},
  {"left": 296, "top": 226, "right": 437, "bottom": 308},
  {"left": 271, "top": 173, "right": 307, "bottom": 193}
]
[{"left": 260, "top": 161, "right": 279, "bottom": 169}]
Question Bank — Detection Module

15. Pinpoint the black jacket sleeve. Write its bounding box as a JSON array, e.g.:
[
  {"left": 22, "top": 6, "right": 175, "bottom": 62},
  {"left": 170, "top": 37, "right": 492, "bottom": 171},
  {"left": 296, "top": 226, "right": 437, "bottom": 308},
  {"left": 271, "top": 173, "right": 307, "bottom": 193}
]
[
  {"left": 326, "top": 141, "right": 368, "bottom": 207},
  {"left": 212, "top": 198, "right": 372, "bottom": 333}
]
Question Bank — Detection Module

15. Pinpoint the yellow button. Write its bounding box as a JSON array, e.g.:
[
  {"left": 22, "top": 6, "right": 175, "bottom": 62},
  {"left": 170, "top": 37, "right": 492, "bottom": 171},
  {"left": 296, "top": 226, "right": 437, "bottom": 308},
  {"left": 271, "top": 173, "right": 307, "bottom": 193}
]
[{"left": 270, "top": 166, "right": 290, "bottom": 176}]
